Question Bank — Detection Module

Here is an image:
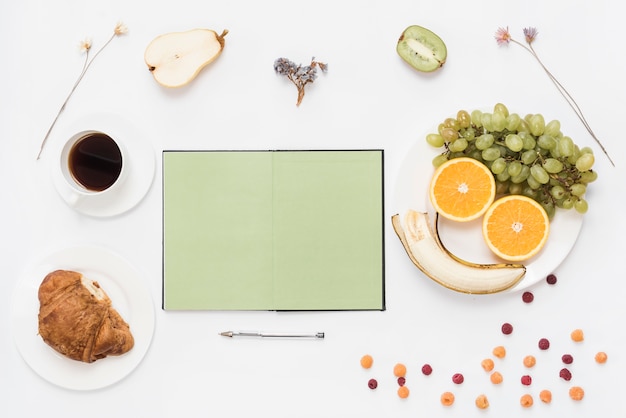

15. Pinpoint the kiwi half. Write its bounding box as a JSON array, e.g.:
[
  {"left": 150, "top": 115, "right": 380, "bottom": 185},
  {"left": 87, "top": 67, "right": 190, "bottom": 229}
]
[{"left": 397, "top": 25, "right": 447, "bottom": 72}]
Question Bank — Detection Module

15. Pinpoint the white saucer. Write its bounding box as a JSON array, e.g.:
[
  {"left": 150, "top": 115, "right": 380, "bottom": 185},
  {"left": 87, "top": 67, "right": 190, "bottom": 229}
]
[{"left": 50, "top": 113, "right": 156, "bottom": 217}]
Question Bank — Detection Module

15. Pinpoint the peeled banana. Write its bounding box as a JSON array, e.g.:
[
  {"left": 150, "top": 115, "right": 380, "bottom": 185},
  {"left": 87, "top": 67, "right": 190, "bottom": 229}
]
[{"left": 392, "top": 210, "right": 526, "bottom": 294}]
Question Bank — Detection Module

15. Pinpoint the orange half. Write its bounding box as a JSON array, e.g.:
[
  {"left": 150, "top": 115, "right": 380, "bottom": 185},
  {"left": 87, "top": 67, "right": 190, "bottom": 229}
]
[
  {"left": 482, "top": 195, "right": 550, "bottom": 261},
  {"left": 429, "top": 157, "right": 496, "bottom": 222}
]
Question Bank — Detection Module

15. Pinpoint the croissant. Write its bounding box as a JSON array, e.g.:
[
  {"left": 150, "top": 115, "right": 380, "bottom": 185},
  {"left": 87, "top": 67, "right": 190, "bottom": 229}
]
[{"left": 37, "top": 269, "right": 134, "bottom": 363}]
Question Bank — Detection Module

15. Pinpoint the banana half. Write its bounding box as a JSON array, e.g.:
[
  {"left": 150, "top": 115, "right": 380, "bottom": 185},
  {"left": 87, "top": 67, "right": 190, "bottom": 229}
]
[{"left": 392, "top": 210, "right": 526, "bottom": 294}]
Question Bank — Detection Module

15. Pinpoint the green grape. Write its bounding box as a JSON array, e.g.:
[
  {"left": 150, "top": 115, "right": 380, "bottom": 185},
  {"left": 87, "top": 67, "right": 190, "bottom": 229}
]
[
  {"left": 506, "top": 113, "right": 521, "bottom": 131},
  {"left": 579, "top": 170, "right": 598, "bottom": 183},
  {"left": 526, "top": 174, "right": 541, "bottom": 189},
  {"left": 471, "top": 110, "right": 483, "bottom": 127},
  {"left": 510, "top": 165, "right": 530, "bottom": 184},
  {"left": 550, "top": 185, "right": 566, "bottom": 199},
  {"left": 541, "top": 201, "right": 556, "bottom": 219},
  {"left": 522, "top": 186, "right": 537, "bottom": 200},
  {"left": 504, "top": 134, "right": 524, "bottom": 152},
  {"left": 432, "top": 154, "right": 449, "bottom": 167},
  {"left": 462, "top": 127, "right": 476, "bottom": 141},
  {"left": 544, "top": 119, "right": 561, "bottom": 137},
  {"left": 530, "top": 164, "right": 550, "bottom": 184},
  {"left": 449, "top": 137, "right": 468, "bottom": 152},
  {"left": 441, "top": 127, "right": 459, "bottom": 142},
  {"left": 444, "top": 117, "right": 460, "bottom": 130},
  {"left": 428, "top": 105, "right": 597, "bottom": 218},
  {"left": 575, "top": 153, "right": 595, "bottom": 171},
  {"left": 509, "top": 182, "right": 523, "bottom": 195},
  {"left": 517, "top": 119, "right": 530, "bottom": 133},
  {"left": 496, "top": 171, "right": 510, "bottom": 182},
  {"left": 507, "top": 160, "right": 523, "bottom": 177},
  {"left": 570, "top": 183, "right": 586, "bottom": 197},
  {"left": 494, "top": 103, "right": 510, "bottom": 118},
  {"left": 567, "top": 145, "right": 581, "bottom": 165},
  {"left": 496, "top": 180, "right": 509, "bottom": 195},
  {"left": 481, "top": 113, "right": 494, "bottom": 131},
  {"left": 521, "top": 149, "right": 538, "bottom": 165},
  {"left": 491, "top": 157, "right": 507, "bottom": 175},
  {"left": 426, "top": 133, "right": 445, "bottom": 148},
  {"left": 519, "top": 132, "right": 536, "bottom": 150},
  {"left": 475, "top": 134, "right": 495, "bottom": 150},
  {"left": 542, "top": 158, "right": 564, "bottom": 174},
  {"left": 530, "top": 114, "right": 545, "bottom": 136},
  {"left": 482, "top": 146, "right": 501, "bottom": 161},
  {"left": 537, "top": 135, "right": 556, "bottom": 150},
  {"left": 574, "top": 198, "right": 588, "bottom": 214},
  {"left": 468, "top": 149, "right": 482, "bottom": 161},
  {"left": 561, "top": 197, "right": 575, "bottom": 209},
  {"left": 557, "top": 136, "right": 574, "bottom": 157},
  {"left": 457, "top": 110, "right": 471, "bottom": 128},
  {"left": 492, "top": 112, "right": 506, "bottom": 131}
]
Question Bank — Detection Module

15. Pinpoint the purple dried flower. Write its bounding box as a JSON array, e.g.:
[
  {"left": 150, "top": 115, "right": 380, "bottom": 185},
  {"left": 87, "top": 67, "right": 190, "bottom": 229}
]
[{"left": 274, "top": 56, "right": 327, "bottom": 106}]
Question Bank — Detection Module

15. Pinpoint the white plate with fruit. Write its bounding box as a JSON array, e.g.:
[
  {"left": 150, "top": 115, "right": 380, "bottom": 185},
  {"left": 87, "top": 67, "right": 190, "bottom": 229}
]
[{"left": 392, "top": 104, "right": 591, "bottom": 293}]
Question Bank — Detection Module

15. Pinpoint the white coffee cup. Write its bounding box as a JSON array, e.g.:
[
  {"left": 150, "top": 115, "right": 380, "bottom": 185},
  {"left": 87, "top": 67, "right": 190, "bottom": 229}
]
[{"left": 59, "top": 130, "right": 127, "bottom": 206}]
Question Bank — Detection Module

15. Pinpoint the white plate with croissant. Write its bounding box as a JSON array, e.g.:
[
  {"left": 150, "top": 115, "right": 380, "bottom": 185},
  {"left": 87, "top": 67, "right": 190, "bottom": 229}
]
[{"left": 11, "top": 246, "right": 155, "bottom": 390}]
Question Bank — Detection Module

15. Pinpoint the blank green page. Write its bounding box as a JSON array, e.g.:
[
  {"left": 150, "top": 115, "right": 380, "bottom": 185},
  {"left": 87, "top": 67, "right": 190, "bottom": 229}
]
[{"left": 162, "top": 150, "right": 385, "bottom": 311}]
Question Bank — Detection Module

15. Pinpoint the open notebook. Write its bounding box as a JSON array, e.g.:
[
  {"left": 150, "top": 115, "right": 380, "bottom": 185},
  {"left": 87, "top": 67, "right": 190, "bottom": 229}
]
[{"left": 162, "top": 150, "right": 385, "bottom": 311}]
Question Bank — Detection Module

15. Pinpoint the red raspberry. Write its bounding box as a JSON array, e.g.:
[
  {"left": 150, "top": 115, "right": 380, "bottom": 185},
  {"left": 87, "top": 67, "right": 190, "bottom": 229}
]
[
  {"left": 521, "top": 375, "right": 532, "bottom": 385},
  {"left": 538, "top": 338, "right": 550, "bottom": 350},
  {"left": 421, "top": 364, "right": 433, "bottom": 376},
  {"left": 522, "top": 291, "right": 534, "bottom": 303},
  {"left": 559, "top": 368, "right": 572, "bottom": 381},
  {"left": 501, "top": 322, "right": 513, "bottom": 335},
  {"left": 368, "top": 378, "right": 378, "bottom": 389},
  {"left": 397, "top": 377, "right": 406, "bottom": 387},
  {"left": 562, "top": 354, "right": 574, "bottom": 364},
  {"left": 452, "top": 373, "right": 464, "bottom": 384}
]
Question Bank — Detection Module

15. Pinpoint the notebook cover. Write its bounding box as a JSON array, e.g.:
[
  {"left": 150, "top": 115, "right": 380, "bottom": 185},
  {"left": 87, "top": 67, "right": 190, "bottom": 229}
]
[{"left": 162, "top": 150, "right": 385, "bottom": 311}]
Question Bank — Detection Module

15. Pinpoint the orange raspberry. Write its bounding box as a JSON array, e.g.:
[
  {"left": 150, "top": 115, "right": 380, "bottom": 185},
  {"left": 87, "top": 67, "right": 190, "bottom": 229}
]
[
  {"left": 523, "top": 355, "right": 536, "bottom": 368},
  {"left": 360, "top": 354, "right": 373, "bottom": 369},
  {"left": 539, "top": 389, "right": 552, "bottom": 403},
  {"left": 493, "top": 345, "right": 506, "bottom": 359},
  {"left": 569, "top": 386, "right": 585, "bottom": 401},
  {"left": 475, "top": 394, "right": 489, "bottom": 409},
  {"left": 397, "top": 385, "right": 410, "bottom": 399},
  {"left": 393, "top": 363, "right": 407, "bottom": 377},
  {"left": 481, "top": 358, "right": 495, "bottom": 372},
  {"left": 520, "top": 394, "right": 534, "bottom": 408},
  {"left": 490, "top": 371, "right": 503, "bottom": 384},
  {"left": 595, "top": 351, "right": 608, "bottom": 363},
  {"left": 440, "top": 391, "right": 455, "bottom": 406},
  {"left": 571, "top": 329, "right": 584, "bottom": 342}
]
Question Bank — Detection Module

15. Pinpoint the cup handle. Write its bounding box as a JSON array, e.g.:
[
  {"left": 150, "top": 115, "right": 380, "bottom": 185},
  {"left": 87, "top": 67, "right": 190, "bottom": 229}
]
[{"left": 65, "top": 190, "right": 84, "bottom": 207}]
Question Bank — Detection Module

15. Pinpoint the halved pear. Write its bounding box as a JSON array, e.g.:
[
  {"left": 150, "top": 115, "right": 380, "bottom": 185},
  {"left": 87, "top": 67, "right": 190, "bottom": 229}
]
[{"left": 144, "top": 28, "right": 228, "bottom": 88}]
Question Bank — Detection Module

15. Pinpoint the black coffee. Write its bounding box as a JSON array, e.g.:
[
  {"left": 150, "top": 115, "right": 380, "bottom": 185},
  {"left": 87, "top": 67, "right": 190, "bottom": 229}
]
[{"left": 69, "top": 132, "right": 123, "bottom": 191}]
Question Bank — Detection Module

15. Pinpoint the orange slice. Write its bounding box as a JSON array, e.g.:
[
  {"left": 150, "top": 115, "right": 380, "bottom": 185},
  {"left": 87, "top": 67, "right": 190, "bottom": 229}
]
[
  {"left": 482, "top": 195, "right": 550, "bottom": 261},
  {"left": 429, "top": 157, "right": 496, "bottom": 222}
]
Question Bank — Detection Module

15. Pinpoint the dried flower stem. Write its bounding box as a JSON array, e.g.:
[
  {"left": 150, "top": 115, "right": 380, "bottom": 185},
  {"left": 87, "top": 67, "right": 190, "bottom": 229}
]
[
  {"left": 512, "top": 39, "right": 614, "bottom": 167},
  {"left": 274, "top": 57, "right": 328, "bottom": 106},
  {"left": 36, "top": 23, "right": 127, "bottom": 160}
]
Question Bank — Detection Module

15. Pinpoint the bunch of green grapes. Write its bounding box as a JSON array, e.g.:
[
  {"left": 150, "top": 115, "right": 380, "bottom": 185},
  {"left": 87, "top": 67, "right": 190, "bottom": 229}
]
[{"left": 425, "top": 103, "right": 598, "bottom": 219}]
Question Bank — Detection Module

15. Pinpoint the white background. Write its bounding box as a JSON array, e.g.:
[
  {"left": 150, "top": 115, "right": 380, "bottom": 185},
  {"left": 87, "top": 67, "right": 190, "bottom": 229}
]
[{"left": 2, "top": 0, "right": 624, "bottom": 416}]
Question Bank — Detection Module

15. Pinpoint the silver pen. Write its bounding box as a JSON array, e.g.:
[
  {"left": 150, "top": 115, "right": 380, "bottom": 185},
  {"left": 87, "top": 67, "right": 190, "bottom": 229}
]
[{"left": 219, "top": 331, "right": 324, "bottom": 339}]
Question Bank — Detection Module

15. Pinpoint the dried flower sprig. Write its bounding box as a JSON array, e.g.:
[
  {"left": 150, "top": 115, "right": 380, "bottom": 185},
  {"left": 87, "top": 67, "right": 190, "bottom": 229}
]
[
  {"left": 36, "top": 22, "right": 128, "bottom": 160},
  {"left": 495, "top": 26, "right": 614, "bottom": 167},
  {"left": 274, "top": 57, "right": 328, "bottom": 106}
]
